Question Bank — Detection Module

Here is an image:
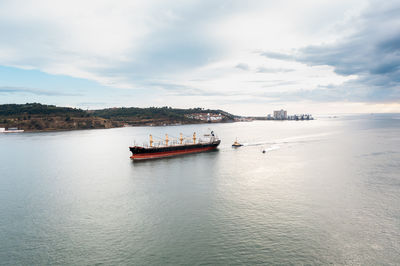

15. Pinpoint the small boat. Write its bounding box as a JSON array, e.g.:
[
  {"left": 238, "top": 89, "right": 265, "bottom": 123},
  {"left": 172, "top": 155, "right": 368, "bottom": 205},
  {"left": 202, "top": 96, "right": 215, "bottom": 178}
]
[
  {"left": 232, "top": 138, "right": 243, "bottom": 147},
  {"left": 0, "top": 127, "right": 24, "bottom": 133}
]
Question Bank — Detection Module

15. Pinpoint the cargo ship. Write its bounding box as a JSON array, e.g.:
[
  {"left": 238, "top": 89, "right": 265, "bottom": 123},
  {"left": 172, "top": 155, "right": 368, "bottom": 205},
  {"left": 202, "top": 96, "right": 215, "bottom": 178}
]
[{"left": 129, "top": 131, "right": 220, "bottom": 160}]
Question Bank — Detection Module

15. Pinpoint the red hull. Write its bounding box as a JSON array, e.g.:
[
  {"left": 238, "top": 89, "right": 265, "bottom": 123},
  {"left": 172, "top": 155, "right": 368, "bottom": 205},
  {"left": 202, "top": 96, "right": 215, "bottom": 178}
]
[{"left": 130, "top": 146, "right": 217, "bottom": 160}]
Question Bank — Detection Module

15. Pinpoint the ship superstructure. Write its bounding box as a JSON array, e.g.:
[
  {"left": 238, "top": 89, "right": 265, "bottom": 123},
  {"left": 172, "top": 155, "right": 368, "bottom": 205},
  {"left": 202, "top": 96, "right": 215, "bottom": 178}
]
[{"left": 0, "top": 127, "right": 24, "bottom": 133}]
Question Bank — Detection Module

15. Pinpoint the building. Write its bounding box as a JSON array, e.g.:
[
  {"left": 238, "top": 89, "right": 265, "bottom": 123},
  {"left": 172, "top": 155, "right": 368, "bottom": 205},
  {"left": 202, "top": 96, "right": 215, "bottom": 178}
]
[
  {"left": 186, "top": 113, "right": 223, "bottom": 122},
  {"left": 273, "top": 109, "right": 287, "bottom": 120},
  {"left": 287, "top": 114, "right": 313, "bottom": 120}
]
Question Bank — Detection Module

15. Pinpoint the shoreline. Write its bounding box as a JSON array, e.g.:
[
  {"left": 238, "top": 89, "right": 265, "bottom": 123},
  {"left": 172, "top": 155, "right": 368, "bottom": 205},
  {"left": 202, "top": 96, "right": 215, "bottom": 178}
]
[
  {"left": 0, "top": 119, "right": 321, "bottom": 134},
  {"left": 0, "top": 120, "right": 236, "bottom": 133},
  {"left": 0, "top": 103, "right": 238, "bottom": 132}
]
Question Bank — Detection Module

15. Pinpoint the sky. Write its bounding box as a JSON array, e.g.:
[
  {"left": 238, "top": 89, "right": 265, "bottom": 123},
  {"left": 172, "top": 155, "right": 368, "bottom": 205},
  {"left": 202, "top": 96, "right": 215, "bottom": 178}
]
[{"left": 0, "top": 0, "right": 399, "bottom": 115}]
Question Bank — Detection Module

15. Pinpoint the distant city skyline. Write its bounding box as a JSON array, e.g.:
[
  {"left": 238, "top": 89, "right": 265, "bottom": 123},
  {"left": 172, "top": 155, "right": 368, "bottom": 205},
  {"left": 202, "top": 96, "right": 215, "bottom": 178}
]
[{"left": 0, "top": 0, "right": 399, "bottom": 115}]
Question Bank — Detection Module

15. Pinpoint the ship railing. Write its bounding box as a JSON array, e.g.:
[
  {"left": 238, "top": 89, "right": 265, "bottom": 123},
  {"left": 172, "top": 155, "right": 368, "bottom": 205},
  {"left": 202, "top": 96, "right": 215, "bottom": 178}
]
[
  {"left": 136, "top": 131, "right": 217, "bottom": 148},
  {"left": 139, "top": 138, "right": 215, "bottom": 148}
]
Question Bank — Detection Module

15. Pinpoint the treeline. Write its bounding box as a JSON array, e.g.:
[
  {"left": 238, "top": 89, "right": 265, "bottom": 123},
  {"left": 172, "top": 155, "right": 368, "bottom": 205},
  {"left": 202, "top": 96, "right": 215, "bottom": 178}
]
[
  {"left": 0, "top": 103, "right": 234, "bottom": 119},
  {"left": 0, "top": 103, "right": 236, "bottom": 131},
  {"left": 91, "top": 106, "right": 235, "bottom": 120},
  {"left": 0, "top": 103, "right": 86, "bottom": 116}
]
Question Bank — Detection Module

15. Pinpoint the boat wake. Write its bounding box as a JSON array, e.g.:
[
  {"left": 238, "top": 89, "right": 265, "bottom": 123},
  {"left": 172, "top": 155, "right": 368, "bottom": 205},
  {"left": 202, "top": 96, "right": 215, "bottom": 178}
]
[
  {"left": 263, "top": 144, "right": 280, "bottom": 152},
  {"left": 232, "top": 132, "right": 337, "bottom": 152},
  {"left": 273, "top": 132, "right": 335, "bottom": 143}
]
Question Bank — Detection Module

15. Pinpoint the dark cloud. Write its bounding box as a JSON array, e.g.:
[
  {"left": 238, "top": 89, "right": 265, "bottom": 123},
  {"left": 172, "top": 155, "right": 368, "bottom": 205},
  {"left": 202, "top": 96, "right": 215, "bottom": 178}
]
[
  {"left": 261, "top": 51, "right": 294, "bottom": 61},
  {"left": 260, "top": 0, "right": 400, "bottom": 102}
]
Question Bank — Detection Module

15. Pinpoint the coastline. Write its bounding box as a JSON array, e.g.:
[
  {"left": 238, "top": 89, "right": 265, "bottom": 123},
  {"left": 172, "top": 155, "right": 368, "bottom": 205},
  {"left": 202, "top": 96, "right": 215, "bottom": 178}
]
[
  {"left": 0, "top": 103, "right": 315, "bottom": 133},
  {"left": 0, "top": 119, "right": 235, "bottom": 133},
  {"left": 0, "top": 103, "right": 236, "bottom": 133}
]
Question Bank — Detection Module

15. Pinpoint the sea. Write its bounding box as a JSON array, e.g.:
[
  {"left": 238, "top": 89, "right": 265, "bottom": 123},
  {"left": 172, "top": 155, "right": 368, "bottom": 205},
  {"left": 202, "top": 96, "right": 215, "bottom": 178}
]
[{"left": 1, "top": 114, "right": 399, "bottom": 265}]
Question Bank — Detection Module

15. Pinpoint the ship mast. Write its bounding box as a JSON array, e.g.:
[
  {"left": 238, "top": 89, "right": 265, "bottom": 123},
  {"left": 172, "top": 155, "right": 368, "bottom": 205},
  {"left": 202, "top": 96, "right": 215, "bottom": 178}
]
[
  {"left": 165, "top": 134, "right": 169, "bottom": 146},
  {"left": 180, "top": 133, "right": 183, "bottom": 144},
  {"left": 193, "top": 132, "right": 196, "bottom": 144},
  {"left": 149, "top": 134, "right": 153, "bottom": 147}
]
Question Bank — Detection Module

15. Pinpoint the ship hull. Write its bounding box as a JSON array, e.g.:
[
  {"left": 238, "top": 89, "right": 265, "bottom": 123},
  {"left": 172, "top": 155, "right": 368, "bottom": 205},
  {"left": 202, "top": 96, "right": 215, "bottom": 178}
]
[{"left": 130, "top": 140, "right": 220, "bottom": 160}]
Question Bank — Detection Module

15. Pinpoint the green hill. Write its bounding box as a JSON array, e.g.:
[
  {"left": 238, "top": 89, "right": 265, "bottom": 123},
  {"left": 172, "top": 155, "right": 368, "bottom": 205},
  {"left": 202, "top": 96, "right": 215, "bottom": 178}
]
[
  {"left": 0, "top": 103, "right": 86, "bottom": 116},
  {"left": 0, "top": 103, "right": 236, "bottom": 131}
]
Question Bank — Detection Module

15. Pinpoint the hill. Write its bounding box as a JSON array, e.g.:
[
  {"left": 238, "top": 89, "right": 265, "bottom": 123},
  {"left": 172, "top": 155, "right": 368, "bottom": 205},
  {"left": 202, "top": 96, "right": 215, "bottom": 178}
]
[
  {"left": 0, "top": 103, "right": 236, "bottom": 131},
  {"left": 0, "top": 103, "right": 85, "bottom": 116},
  {"left": 91, "top": 106, "right": 235, "bottom": 126}
]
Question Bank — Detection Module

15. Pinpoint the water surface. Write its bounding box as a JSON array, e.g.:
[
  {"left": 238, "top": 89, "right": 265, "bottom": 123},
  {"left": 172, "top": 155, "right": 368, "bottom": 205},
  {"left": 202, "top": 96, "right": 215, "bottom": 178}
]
[{"left": 1, "top": 114, "right": 399, "bottom": 264}]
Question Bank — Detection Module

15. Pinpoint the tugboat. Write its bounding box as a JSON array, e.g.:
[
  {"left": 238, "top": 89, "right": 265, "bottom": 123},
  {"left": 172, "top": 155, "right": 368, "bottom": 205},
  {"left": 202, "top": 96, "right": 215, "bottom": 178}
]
[
  {"left": 129, "top": 131, "right": 220, "bottom": 160},
  {"left": 232, "top": 138, "right": 243, "bottom": 147}
]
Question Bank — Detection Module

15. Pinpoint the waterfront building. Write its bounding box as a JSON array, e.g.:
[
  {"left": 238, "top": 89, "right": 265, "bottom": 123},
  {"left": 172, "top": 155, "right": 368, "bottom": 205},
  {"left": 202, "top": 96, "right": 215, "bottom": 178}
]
[
  {"left": 186, "top": 113, "right": 223, "bottom": 122},
  {"left": 273, "top": 109, "right": 287, "bottom": 120},
  {"left": 287, "top": 114, "right": 313, "bottom": 120}
]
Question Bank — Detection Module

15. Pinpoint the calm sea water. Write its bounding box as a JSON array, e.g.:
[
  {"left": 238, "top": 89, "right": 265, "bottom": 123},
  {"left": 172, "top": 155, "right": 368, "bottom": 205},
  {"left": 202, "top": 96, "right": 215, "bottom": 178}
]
[{"left": 1, "top": 114, "right": 399, "bottom": 265}]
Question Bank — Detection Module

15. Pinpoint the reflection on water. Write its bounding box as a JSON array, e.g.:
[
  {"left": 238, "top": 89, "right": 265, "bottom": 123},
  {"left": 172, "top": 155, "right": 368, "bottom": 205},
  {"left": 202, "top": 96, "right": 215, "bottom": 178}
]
[{"left": 0, "top": 114, "right": 399, "bottom": 264}]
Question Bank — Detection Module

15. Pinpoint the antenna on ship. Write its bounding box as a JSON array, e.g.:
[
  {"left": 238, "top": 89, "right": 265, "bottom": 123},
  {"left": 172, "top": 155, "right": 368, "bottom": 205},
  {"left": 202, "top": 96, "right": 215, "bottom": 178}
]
[
  {"left": 180, "top": 133, "right": 183, "bottom": 144},
  {"left": 193, "top": 132, "right": 196, "bottom": 144},
  {"left": 165, "top": 134, "right": 169, "bottom": 146},
  {"left": 149, "top": 134, "right": 153, "bottom": 147}
]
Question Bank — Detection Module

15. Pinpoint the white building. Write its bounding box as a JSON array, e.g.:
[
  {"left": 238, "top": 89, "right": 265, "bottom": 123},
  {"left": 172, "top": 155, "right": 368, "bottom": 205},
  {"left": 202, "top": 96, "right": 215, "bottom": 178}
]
[{"left": 273, "top": 109, "right": 287, "bottom": 120}]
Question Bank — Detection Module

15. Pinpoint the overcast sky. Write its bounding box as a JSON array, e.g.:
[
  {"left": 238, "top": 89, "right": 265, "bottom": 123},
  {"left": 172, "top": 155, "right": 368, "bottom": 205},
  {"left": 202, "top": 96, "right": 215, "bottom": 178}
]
[{"left": 0, "top": 0, "right": 399, "bottom": 115}]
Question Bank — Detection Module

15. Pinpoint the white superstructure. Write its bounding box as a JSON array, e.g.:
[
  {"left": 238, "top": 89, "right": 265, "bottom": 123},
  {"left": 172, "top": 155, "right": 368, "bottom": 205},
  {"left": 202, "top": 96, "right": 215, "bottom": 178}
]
[{"left": 1, "top": 127, "right": 24, "bottom": 133}]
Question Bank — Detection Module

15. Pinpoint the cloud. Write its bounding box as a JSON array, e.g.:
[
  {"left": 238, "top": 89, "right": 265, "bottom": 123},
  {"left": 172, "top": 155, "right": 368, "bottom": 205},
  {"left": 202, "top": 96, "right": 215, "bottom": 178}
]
[
  {"left": 256, "top": 67, "right": 294, "bottom": 73},
  {"left": 0, "top": 0, "right": 399, "bottom": 114},
  {"left": 254, "top": 84, "right": 399, "bottom": 103},
  {"left": 260, "top": 0, "right": 400, "bottom": 102},
  {"left": 235, "top": 63, "right": 250, "bottom": 71},
  {"left": 261, "top": 51, "right": 294, "bottom": 61},
  {"left": 0, "top": 0, "right": 235, "bottom": 89},
  {"left": 0, "top": 86, "right": 81, "bottom": 96}
]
